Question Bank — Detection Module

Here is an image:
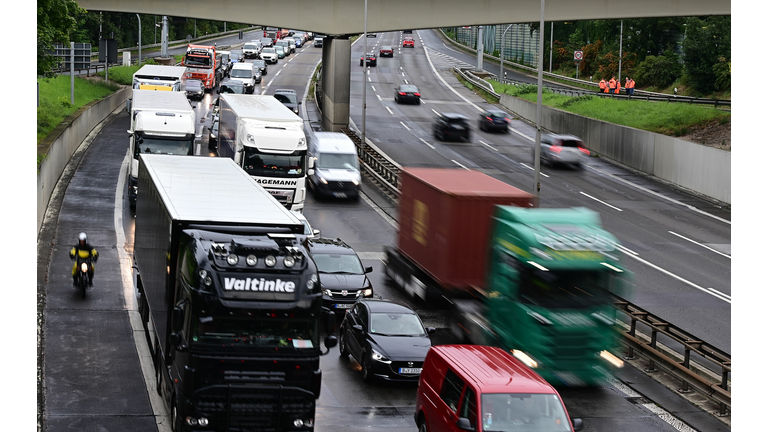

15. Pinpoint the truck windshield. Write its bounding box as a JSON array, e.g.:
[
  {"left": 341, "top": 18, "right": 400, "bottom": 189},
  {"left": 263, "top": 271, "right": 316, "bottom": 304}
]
[
  {"left": 480, "top": 393, "right": 571, "bottom": 432},
  {"left": 242, "top": 148, "right": 305, "bottom": 177},
  {"left": 134, "top": 135, "right": 194, "bottom": 157},
  {"left": 192, "top": 315, "right": 318, "bottom": 349},
  {"left": 185, "top": 55, "right": 212, "bottom": 68},
  {"left": 518, "top": 268, "right": 611, "bottom": 309},
  {"left": 318, "top": 153, "right": 357, "bottom": 170}
]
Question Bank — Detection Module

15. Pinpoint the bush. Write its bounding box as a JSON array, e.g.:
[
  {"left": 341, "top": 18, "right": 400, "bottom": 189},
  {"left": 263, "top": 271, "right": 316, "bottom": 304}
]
[
  {"left": 633, "top": 51, "right": 682, "bottom": 89},
  {"left": 712, "top": 56, "right": 731, "bottom": 92}
]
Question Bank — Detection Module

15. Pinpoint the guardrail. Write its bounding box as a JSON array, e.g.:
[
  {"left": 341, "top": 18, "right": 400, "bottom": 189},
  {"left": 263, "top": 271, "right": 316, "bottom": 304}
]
[
  {"left": 439, "top": 29, "right": 730, "bottom": 109},
  {"left": 346, "top": 121, "right": 731, "bottom": 418}
]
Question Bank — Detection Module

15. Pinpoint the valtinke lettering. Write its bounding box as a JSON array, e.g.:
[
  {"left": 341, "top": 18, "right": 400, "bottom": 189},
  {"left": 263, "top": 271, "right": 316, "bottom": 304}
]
[{"left": 224, "top": 277, "right": 295, "bottom": 292}]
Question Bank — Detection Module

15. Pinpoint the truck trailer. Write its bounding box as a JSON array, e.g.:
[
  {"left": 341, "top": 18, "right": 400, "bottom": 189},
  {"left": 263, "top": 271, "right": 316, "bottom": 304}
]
[
  {"left": 218, "top": 94, "right": 312, "bottom": 212},
  {"left": 384, "top": 168, "right": 631, "bottom": 387},
  {"left": 132, "top": 64, "right": 187, "bottom": 92},
  {"left": 134, "top": 154, "right": 337, "bottom": 432},
  {"left": 126, "top": 90, "right": 196, "bottom": 209}
]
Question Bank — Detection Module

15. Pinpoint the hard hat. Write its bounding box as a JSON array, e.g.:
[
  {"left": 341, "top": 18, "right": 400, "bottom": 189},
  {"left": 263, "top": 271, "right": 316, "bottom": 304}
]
[{"left": 78, "top": 232, "right": 87, "bottom": 242}]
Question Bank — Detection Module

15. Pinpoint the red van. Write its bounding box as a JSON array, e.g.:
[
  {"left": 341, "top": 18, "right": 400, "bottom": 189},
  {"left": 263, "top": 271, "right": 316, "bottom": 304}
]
[{"left": 414, "top": 345, "right": 583, "bottom": 432}]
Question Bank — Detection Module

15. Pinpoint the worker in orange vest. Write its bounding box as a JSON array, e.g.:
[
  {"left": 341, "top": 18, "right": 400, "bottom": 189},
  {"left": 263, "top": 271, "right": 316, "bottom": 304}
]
[
  {"left": 626, "top": 77, "right": 636, "bottom": 96},
  {"left": 608, "top": 77, "right": 616, "bottom": 94},
  {"left": 599, "top": 78, "right": 606, "bottom": 93},
  {"left": 615, "top": 79, "right": 621, "bottom": 94}
]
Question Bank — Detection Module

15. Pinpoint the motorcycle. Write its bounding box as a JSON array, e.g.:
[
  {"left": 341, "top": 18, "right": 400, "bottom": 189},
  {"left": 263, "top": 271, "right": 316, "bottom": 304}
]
[{"left": 74, "top": 256, "right": 92, "bottom": 298}]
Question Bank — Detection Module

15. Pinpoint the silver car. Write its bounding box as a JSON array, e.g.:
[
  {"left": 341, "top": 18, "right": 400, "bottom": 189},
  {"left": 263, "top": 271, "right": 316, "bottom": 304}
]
[{"left": 540, "top": 134, "right": 590, "bottom": 168}]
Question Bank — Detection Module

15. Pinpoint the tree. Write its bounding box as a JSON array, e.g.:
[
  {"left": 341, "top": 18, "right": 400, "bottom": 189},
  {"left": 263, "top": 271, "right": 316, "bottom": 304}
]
[
  {"left": 633, "top": 50, "right": 683, "bottom": 88},
  {"left": 682, "top": 16, "right": 731, "bottom": 94},
  {"left": 38, "top": 0, "right": 85, "bottom": 77}
]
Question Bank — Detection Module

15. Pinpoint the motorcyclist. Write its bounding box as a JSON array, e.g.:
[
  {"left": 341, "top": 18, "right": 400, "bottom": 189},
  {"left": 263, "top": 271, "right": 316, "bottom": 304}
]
[{"left": 70, "top": 232, "right": 98, "bottom": 286}]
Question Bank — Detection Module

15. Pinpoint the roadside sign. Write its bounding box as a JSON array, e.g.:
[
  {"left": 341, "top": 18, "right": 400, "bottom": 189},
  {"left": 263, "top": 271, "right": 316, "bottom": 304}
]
[{"left": 574, "top": 50, "right": 583, "bottom": 62}]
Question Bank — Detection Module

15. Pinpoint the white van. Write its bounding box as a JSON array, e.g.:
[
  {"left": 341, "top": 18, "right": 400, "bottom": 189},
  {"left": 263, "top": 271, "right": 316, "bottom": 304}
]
[
  {"left": 307, "top": 132, "right": 361, "bottom": 200},
  {"left": 228, "top": 62, "right": 259, "bottom": 93}
]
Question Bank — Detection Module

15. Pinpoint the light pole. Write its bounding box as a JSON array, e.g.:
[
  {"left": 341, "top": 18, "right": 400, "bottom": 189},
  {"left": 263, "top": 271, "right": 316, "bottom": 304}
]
[
  {"left": 618, "top": 20, "right": 624, "bottom": 83},
  {"left": 476, "top": 26, "right": 484, "bottom": 72},
  {"left": 136, "top": 14, "right": 141, "bottom": 66},
  {"left": 499, "top": 24, "right": 513, "bottom": 82},
  {"left": 362, "top": 0, "right": 368, "bottom": 149},
  {"left": 533, "top": 0, "right": 545, "bottom": 200},
  {"left": 549, "top": 22, "right": 553, "bottom": 73}
]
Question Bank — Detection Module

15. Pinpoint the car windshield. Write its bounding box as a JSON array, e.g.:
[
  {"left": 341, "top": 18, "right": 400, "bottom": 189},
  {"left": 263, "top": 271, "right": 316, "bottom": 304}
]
[
  {"left": 559, "top": 139, "right": 584, "bottom": 148},
  {"left": 242, "top": 148, "right": 305, "bottom": 177},
  {"left": 274, "top": 93, "right": 298, "bottom": 104},
  {"left": 263, "top": 48, "right": 276, "bottom": 53},
  {"left": 191, "top": 314, "right": 318, "bottom": 349},
  {"left": 220, "top": 83, "right": 245, "bottom": 94},
  {"left": 244, "top": 44, "right": 257, "bottom": 50},
  {"left": 254, "top": 60, "right": 266, "bottom": 67},
  {"left": 230, "top": 69, "right": 252, "bottom": 78},
  {"left": 446, "top": 117, "right": 467, "bottom": 124},
  {"left": 382, "top": 46, "right": 392, "bottom": 50},
  {"left": 370, "top": 313, "right": 425, "bottom": 336},
  {"left": 312, "top": 253, "right": 364, "bottom": 274},
  {"left": 480, "top": 393, "right": 571, "bottom": 432},
  {"left": 488, "top": 112, "right": 507, "bottom": 119},
  {"left": 230, "top": 53, "right": 240, "bottom": 61},
  {"left": 318, "top": 153, "right": 357, "bottom": 170},
  {"left": 276, "top": 47, "right": 284, "bottom": 52},
  {"left": 186, "top": 81, "right": 202, "bottom": 90},
  {"left": 134, "top": 135, "right": 194, "bottom": 156},
  {"left": 400, "top": 85, "right": 419, "bottom": 92}
]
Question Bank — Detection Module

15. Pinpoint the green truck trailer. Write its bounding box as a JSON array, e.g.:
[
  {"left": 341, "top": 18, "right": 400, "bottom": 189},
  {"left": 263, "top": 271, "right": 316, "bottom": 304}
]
[{"left": 383, "top": 168, "right": 631, "bottom": 386}]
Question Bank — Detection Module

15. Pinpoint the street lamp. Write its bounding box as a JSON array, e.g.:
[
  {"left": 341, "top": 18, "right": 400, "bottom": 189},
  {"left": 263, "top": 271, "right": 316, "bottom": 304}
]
[
  {"left": 136, "top": 14, "right": 141, "bottom": 66},
  {"left": 362, "top": 0, "right": 368, "bottom": 149},
  {"left": 500, "top": 24, "right": 513, "bottom": 82},
  {"left": 533, "top": 0, "right": 545, "bottom": 200}
]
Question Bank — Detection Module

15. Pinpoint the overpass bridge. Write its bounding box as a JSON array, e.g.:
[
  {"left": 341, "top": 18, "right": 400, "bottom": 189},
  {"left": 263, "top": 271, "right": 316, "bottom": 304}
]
[{"left": 74, "top": 0, "right": 731, "bottom": 131}]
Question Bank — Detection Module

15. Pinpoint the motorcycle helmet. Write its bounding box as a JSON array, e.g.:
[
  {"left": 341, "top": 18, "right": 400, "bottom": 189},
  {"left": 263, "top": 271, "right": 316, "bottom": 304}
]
[{"left": 78, "top": 232, "right": 87, "bottom": 245}]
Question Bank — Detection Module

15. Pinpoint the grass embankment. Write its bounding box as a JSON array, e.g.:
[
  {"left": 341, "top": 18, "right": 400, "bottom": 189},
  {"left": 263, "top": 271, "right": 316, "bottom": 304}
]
[{"left": 488, "top": 81, "right": 730, "bottom": 137}]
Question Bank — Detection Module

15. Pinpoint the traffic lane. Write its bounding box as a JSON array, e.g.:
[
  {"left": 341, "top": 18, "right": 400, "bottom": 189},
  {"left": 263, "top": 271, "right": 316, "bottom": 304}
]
[{"left": 44, "top": 109, "right": 158, "bottom": 431}]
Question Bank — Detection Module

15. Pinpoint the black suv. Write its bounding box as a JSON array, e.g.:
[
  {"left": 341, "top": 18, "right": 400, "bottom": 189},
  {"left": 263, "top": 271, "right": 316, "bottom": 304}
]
[
  {"left": 307, "top": 238, "right": 374, "bottom": 312},
  {"left": 274, "top": 89, "right": 301, "bottom": 115},
  {"left": 433, "top": 113, "right": 471, "bottom": 141}
]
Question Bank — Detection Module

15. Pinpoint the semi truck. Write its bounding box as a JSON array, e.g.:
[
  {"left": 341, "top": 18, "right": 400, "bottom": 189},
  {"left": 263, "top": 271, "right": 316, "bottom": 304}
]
[
  {"left": 132, "top": 64, "right": 187, "bottom": 92},
  {"left": 384, "top": 168, "right": 631, "bottom": 387},
  {"left": 218, "top": 94, "right": 312, "bottom": 212},
  {"left": 134, "top": 154, "right": 337, "bottom": 432},
  {"left": 126, "top": 90, "right": 197, "bottom": 209},
  {"left": 183, "top": 44, "right": 220, "bottom": 91}
]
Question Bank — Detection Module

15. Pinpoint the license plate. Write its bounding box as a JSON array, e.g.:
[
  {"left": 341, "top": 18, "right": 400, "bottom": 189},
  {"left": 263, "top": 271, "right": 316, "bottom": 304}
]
[
  {"left": 399, "top": 367, "right": 422, "bottom": 374},
  {"left": 335, "top": 303, "right": 354, "bottom": 309},
  {"left": 333, "top": 192, "right": 347, "bottom": 198}
]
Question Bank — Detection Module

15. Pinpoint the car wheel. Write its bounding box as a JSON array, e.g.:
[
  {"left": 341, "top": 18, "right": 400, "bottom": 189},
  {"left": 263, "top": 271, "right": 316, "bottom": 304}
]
[
  {"left": 339, "top": 334, "right": 349, "bottom": 357},
  {"left": 171, "top": 401, "right": 182, "bottom": 432},
  {"left": 155, "top": 352, "right": 163, "bottom": 395},
  {"left": 418, "top": 417, "right": 429, "bottom": 432},
  {"left": 361, "top": 355, "right": 374, "bottom": 383}
]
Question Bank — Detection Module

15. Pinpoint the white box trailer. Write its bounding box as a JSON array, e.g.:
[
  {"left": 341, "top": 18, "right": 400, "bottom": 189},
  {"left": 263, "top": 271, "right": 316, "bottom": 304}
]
[
  {"left": 132, "top": 64, "right": 187, "bottom": 92},
  {"left": 218, "top": 94, "right": 313, "bottom": 212},
  {"left": 127, "top": 90, "right": 197, "bottom": 209}
]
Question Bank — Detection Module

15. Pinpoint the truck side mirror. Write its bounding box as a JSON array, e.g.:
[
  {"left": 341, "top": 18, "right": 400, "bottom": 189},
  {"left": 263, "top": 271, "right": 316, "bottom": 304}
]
[
  {"left": 324, "top": 309, "right": 336, "bottom": 334},
  {"left": 427, "top": 327, "right": 436, "bottom": 335},
  {"left": 172, "top": 306, "right": 184, "bottom": 332},
  {"left": 324, "top": 335, "right": 337, "bottom": 349},
  {"left": 307, "top": 158, "right": 315, "bottom": 169},
  {"left": 169, "top": 333, "right": 187, "bottom": 352},
  {"left": 312, "top": 229, "right": 321, "bottom": 237}
]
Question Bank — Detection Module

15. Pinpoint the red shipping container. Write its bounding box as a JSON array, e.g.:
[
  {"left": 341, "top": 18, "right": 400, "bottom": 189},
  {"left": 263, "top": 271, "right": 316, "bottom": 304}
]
[{"left": 397, "top": 168, "right": 535, "bottom": 291}]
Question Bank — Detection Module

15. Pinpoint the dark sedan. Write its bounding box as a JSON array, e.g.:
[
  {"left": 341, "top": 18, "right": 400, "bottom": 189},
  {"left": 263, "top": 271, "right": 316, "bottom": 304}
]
[
  {"left": 185, "top": 79, "right": 205, "bottom": 100},
  {"left": 380, "top": 46, "right": 393, "bottom": 57},
  {"left": 308, "top": 237, "right": 374, "bottom": 311},
  {"left": 339, "top": 298, "right": 434, "bottom": 383},
  {"left": 360, "top": 52, "right": 377, "bottom": 66},
  {"left": 434, "top": 112, "right": 471, "bottom": 141},
  {"left": 394, "top": 84, "right": 421, "bottom": 104},
  {"left": 253, "top": 58, "right": 268, "bottom": 76},
  {"left": 479, "top": 109, "right": 511, "bottom": 133}
]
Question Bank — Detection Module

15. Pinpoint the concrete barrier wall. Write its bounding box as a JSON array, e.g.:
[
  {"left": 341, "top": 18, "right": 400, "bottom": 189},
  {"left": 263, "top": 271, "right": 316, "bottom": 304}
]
[
  {"left": 500, "top": 93, "right": 730, "bottom": 204},
  {"left": 37, "top": 87, "right": 131, "bottom": 235}
]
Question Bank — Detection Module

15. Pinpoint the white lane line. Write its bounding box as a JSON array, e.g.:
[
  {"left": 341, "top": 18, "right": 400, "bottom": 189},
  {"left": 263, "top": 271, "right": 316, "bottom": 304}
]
[
  {"left": 371, "top": 86, "right": 376, "bottom": 92},
  {"left": 668, "top": 231, "right": 731, "bottom": 259},
  {"left": 584, "top": 164, "right": 730, "bottom": 225},
  {"left": 580, "top": 192, "right": 623, "bottom": 212},
  {"left": 519, "top": 163, "right": 550, "bottom": 178},
  {"left": 708, "top": 288, "right": 731, "bottom": 300},
  {"left": 368, "top": 77, "right": 371, "bottom": 82},
  {"left": 431, "top": 109, "right": 441, "bottom": 116},
  {"left": 479, "top": 140, "right": 498, "bottom": 152},
  {"left": 619, "top": 250, "right": 731, "bottom": 304},
  {"left": 400, "top": 121, "right": 410, "bottom": 131},
  {"left": 616, "top": 244, "right": 639, "bottom": 256},
  {"left": 452, "top": 160, "right": 470, "bottom": 170},
  {"left": 360, "top": 192, "right": 398, "bottom": 229},
  {"left": 376, "top": 95, "right": 382, "bottom": 101},
  {"left": 419, "top": 138, "right": 435, "bottom": 149},
  {"left": 385, "top": 106, "right": 393, "bottom": 115}
]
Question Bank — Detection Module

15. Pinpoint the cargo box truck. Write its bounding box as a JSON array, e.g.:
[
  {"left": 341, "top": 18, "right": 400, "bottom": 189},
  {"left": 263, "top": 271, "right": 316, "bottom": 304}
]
[
  {"left": 384, "top": 168, "right": 631, "bottom": 386},
  {"left": 134, "top": 154, "right": 337, "bottom": 432}
]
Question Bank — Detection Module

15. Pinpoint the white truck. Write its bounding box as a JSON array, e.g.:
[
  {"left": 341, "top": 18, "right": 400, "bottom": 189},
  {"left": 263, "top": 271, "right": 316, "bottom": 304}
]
[
  {"left": 218, "top": 94, "right": 312, "bottom": 212},
  {"left": 127, "top": 90, "right": 197, "bottom": 209},
  {"left": 131, "top": 64, "right": 187, "bottom": 92}
]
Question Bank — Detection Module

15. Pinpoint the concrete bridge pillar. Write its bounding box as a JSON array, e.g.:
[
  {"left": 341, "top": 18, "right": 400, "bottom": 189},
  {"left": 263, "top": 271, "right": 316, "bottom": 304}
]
[{"left": 320, "top": 36, "right": 351, "bottom": 132}]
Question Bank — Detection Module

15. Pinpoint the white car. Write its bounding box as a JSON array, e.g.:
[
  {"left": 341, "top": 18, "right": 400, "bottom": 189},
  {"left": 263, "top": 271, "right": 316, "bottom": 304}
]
[
  {"left": 292, "top": 211, "right": 320, "bottom": 238},
  {"left": 540, "top": 134, "right": 589, "bottom": 168},
  {"left": 242, "top": 42, "right": 261, "bottom": 59},
  {"left": 261, "top": 47, "right": 278, "bottom": 64}
]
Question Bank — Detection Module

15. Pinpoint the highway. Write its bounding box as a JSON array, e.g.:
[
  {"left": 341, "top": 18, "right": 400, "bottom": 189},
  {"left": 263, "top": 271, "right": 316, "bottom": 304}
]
[{"left": 37, "top": 28, "right": 730, "bottom": 432}]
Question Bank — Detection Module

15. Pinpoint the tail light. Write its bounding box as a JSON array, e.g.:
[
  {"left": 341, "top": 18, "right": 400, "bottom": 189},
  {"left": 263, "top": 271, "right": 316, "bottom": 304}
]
[
  {"left": 578, "top": 147, "right": 591, "bottom": 155},
  {"left": 551, "top": 146, "right": 563, "bottom": 153},
  {"left": 399, "top": 92, "right": 406, "bottom": 96},
  {"left": 505, "top": 118, "right": 511, "bottom": 122},
  {"left": 486, "top": 117, "right": 493, "bottom": 122},
  {"left": 414, "top": 93, "right": 421, "bottom": 96}
]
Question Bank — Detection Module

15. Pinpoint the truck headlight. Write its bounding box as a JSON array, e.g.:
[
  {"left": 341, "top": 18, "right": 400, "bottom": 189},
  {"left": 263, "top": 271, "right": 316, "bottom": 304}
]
[
  {"left": 226, "top": 254, "right": 239, "bottom": 265},
  {"left": 265, "top": 255, "right": 276, "bottom": 267},
  {"left": 246, "top": 255, "right": 258, "bottom": 266},
  {"left": 283, "top": 256, "right": 295, "bottom": 268}
]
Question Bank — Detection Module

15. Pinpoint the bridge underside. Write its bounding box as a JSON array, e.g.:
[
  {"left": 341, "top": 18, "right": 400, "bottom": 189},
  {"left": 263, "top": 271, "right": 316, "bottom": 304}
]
[{"left": 74, "top": 0, "right": 729, "bottom": 36}]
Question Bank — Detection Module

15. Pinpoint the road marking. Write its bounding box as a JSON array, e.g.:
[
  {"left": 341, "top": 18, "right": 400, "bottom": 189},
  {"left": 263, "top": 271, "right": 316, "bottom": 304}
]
[
  {"left": 619, "top": 249, "right": 731, "bottom": 304},
  {"left": 668, "top": 231, "right": 730, "bottom": 259},
  {"left": 519, "top": 163, "right": 550, "bottom": 178},
  {"left": 616, "top": 244, "right": 639, "bottom": 256},
  {"left": 479, "top": 140, "right": 498, "bottom": 152},
  {"left": 385, "top": 106, "right": 393, "bottom": 115},
  {"left": 606, "top": 377, "right": 697, "bottom": 432},
  {"left": 360, "top": 192, "right": 398, "bottom": 229},
  {"left": 371, "top": 86, "right": 376, "bottom": 92},
  {"left": 400, "top": 121, "right": 410, "bottom": 131},
  {"left": 376, "top": 95, "right": 382, "bottom": 101},
  {"left": 580, "top": 192, "right": 623, "bottom": 212},
  {"left": 431, "top": 109, "right": 441, "bottom": 116},
  {"left": 368, "top": 77, "right": 371, "bottom": 82},
  {"left": 452, "top": 160, "right": 470, "bottom": 170},
  {"left": 419, "top": 138, "right": 435, "bottom": 149},
  {"left": 707, "top": 288, "right": 731, "bottom": 300}
]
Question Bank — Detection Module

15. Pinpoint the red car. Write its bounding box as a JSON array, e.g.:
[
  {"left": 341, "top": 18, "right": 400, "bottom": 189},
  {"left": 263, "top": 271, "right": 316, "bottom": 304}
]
[
  {"left": 403, "top": 37, "right": 415, "bottom": 48},
  {"left": 379, "top": 46, "right": 393, "bottom": 57}
]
